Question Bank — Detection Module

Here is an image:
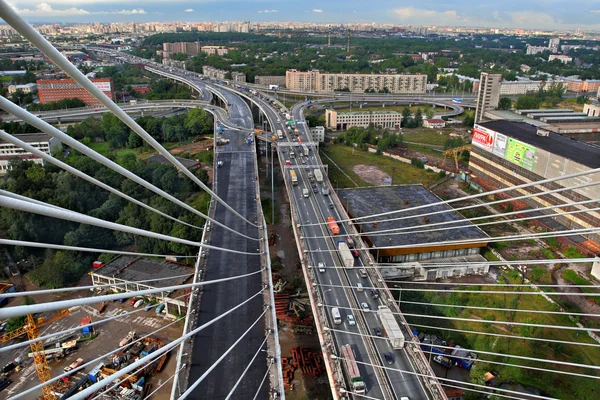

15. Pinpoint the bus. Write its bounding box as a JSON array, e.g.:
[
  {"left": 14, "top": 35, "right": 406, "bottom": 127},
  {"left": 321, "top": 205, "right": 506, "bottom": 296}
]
[
  {"left": 289, "top": 170, "right": 298, "bottom": 186},
  {"left": 301, "top": 144, "right": 309, "bottom": 157},
  {"left": 452, "top": 98, "right": 462, "bottom": 104},
  {"left": 331, "top": 307, "right": 342, "bottom": 324},
  {"left": 276, "top": 129, "right": 283, "bottom": 139}
]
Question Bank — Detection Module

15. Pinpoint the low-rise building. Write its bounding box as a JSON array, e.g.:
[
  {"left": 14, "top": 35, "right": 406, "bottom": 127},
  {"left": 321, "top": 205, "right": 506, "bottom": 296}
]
[
  {"left": 202, "top": 65, "right": 227, "bottom": 80},
  {"left": 557, "top": 77, "right": 600, "bottom": 93},
  {"left": 338, "top": 185, "right": 490, "bottom": 281},
  {"left": 423, "top": 118, "right": 446, "bottom": 129},
  {"left": 231, "top": 71, "right": 246, "bottom": 83},
  {"left": 500, "top": 80, "right": 546, "bottom": 95},
  {"left": 325, "top": 109, "right": 402, "bottom": 131},
  {"left": 7, "top": 82, "right": 37, "bottom": 94},
  {"left": 584, "top": 101, "right": 600, "bottom": 117},
  {"left": 254, "top": 75, "right": 286, "bottom": 87},
  {"left": 526, "top": 45, "right": 548, "bottom": 55},
  {"left": 36, "top": 78, "right": 114, "bottom": 106},
  {"left": 548, "top": 54, "right": 572, "bottom": 64},
  {"left": 0, "top": 133, "right": 62, "bottom": 173},
  {"left": 309, "top": 126, "right": 325, "bottom": 142}
]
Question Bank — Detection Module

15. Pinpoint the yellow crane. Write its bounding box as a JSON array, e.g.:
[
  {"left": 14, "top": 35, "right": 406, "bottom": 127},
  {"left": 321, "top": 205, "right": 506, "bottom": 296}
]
[
  {"left": 442, "top": 144, "right": 471, "bottom": 171},
  {"left": 1, "top": 308, "right": 74, "bottom": 400}
]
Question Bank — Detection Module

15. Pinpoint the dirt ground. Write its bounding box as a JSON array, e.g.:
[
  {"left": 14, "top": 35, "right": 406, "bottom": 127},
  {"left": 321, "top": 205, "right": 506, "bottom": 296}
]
[
  {"left": 168, "top": 138, "right": 213, "bottom": 155},
  {"left": 0, "top": 275, "right": 183, "bottom": 400},
  {"left": 352, "top": 164, "right": 391, "bottom": 186}
]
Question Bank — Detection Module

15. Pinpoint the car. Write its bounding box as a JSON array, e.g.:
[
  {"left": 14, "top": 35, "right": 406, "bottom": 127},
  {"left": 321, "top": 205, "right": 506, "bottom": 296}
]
[
  {"left": 312, "top": 187, "right": 319, "bottom": 193},
  {"left": 370, "top": 290, "right": 379, "bottom": 299},
  {"left": 347, "top": 314, "right": 356, "bottom": 326},
  {"left": 361, "top": 302, "right": 370, "bottom": 310},
  {"left": 384, "top": 353, "right": 394, "bottom": 365},
  {"left": 351, "top": 250, "right": 359, "bottom": 258},
  {"left": 359, "top": 269, "right": 368, "bottom": 278},
  {"left": 130, "top": 297, "right": 139, "bottom": 306},
  {"left": 318, "top": 262, "right": 325, "bottom": 273},
  {"left": 144, "top": 303, "right": 153, "bottom": 312},
  {"left": 0, "top": 378, "right": 12, "bottom": 391},
  {"left": 345, "top": 237, "right": 355, "bottom": 249},
  {"left": 329, "top": 203, "right": 335, "bottom": 209},
  {"left": 134, "top": 299, "right": 144, "bottom": 308},
  {"left": 373, "top": 327, "right": 382, "bottom": 337}
]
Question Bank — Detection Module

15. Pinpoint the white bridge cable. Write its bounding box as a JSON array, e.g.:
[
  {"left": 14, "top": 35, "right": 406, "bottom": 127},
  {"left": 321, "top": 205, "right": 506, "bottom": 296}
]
[
  {"left": 326, "top": 326, "right": 600, "bottom": 375},
  {"left": 0, "top": 291, "right": 190, "bottom": 355},
  {"left": 63, "top": 289, "right": 264, "bottom": 400},
  {"left": 0, "top": 273, "right": 194, "bottom": 298},
  {"left": 0, "top": 238, "right": 198, "bottom": 260},
  {"left": 409, "top": 321, "right": 600, "bottom": 348},
  {"left": 0, "top": 3, "right": 258, "bottom": 229},
  {"left": 7, "top": 315, "right": 185, "bottom": 400},
  {"left": 301, "top": 199, "right": 600, "bottom": 240},
  {"left": 307, "top": 226, "right": 600, "bottom": 251},
  {"left": 0, "top": 97, "right": 258, "bottom": 242},
  {"left": 224, "top": 333, "right": 270, "bottom": 400},
  {"left": 178, "top": 308, "right": 270, "bottom": 400},
  {"left": 0, "top": 131, "right": 204, "bottom": 231},
  {"left": 315, "top": 281, "right": 600, "bottom": 297},
  {"left": 299, "top": 166, "right": 600, "bottom": 227},
  {"left": 0, "top": 268, "right": 264, "bottom": 320},
  {"left": 439, "top": 382, "right": 549, "bottom": 400},
  {"left": 143, "top": 364, "right": 186, "bottom": 400},
  {"left": 0, "top": 195, "right": 259, "bottom": 256},
  {"left": 340, "top": 356, "right": 558, "bottom": 400},
  {"left": 252, "top": 364, "right": 273, "bottom": 400},
  {"left": 319, "top": 301, "right": 599, "bottom": 332},
  {"left": 388, "top": 278, "right": 600, "bottom": 289}
]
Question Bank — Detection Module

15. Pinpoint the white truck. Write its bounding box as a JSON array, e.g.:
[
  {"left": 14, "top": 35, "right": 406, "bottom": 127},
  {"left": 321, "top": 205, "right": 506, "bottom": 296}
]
[
  {"left": 269, "top": 84, "right": 280, "bottom": 90},
  {"left": 377, "top": 306, "right": 405, "bottom": 349},
  {"left": 313, "top": 169, "right": 323, "bottom": 183},
  {"left": 341, "top": 344, "right": 366, "bottom": 394},
  {"left": 337, "top": 241, "right": 354, "bottom": 268}
]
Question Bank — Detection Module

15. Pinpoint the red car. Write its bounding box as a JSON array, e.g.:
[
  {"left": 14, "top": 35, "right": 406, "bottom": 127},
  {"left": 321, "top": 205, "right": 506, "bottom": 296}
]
[
  {"left": 130, "top": 297, "right": 139, "bottom": 306},
  {"left": 351, "top": 250, "right": 359, "bottom": 258}
]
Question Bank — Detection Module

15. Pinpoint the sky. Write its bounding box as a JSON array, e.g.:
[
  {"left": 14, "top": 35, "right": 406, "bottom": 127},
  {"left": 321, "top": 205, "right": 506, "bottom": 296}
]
[{"left": 4, "top": 0, "right": 600, "bottom": 30}]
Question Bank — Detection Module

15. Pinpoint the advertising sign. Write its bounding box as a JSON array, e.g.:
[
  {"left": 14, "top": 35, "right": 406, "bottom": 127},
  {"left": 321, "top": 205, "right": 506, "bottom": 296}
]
[
  {"left": 472, "top": 124, "right": 495, "bottom": 151},
  {"left": 492, "top": 132, "right": 508, "bottom": 157},
  {"left": 93, "top": 81, "right": 112, "bottom": 92},
  {"left": 505, "top": 138, "right": 537, "bottom": 171}
]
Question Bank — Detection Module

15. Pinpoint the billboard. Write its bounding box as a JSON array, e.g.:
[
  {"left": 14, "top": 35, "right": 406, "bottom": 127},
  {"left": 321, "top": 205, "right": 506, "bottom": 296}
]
[
  {"left": 492, "top": 132, "right": 508, "bottom": 157},
  {"left": 505, "top": 138, "right": 537, "bottom": 171},
  {"left": 472, "top": 124, "right": 495, "bottom": 151},
  {"left": 93, "top": 81, "right": 112, "bottom": 92}
]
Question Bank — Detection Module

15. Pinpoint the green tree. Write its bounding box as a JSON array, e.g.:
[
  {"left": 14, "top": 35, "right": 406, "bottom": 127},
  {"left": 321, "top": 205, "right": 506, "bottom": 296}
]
[
  {"left": 414, "top": 108, "right": 423, "bottom": 127},
  {"left": 498, "top": 97, "right": 512, "bottom": 110},
  {"left": 515, "top": 95, "right": 542, "bottom": 110},
  {"left": 462, "top": 111, "right": 475, "bottom": 127}
]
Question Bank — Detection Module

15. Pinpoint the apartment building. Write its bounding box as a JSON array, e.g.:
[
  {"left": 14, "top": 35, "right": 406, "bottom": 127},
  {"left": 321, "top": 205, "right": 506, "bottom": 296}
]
[
  {"left": 7, "top": 83, "right": 37, "bottom": 94},
  {"left": 162, "top": 42, "right": 228, "bottom": 59},
  {"left": 36, "top": 78, "right": 114, "bottom": 106},
  {"left": 584, "top": 101, "right": 600, "bottom": 117},
  {"left": 254, "top": 75, "right": 286, "bottom": 87},
  {"left": 202, "top": 66, "right": 227, "bottom": 80},
  {"left": 231, "top": 71, "right": 246, "bottom": 83},
  {"left": 309, "top": 126, "right": 325, "bottom": 142},
  {"left": 285, "top": 69, "right": 427, "bottom": 94},
  {"left": 325, "top": 109, "right": 402, "bottom": 130},
  {"left": 549, "top": 54, "right": 572, "bottom": 64},
  {"left": 0, "top": 133, "right": 62, "bottom": 173},
  {"left": 558, "top": 78, "right": 600, "bottom": 93},
  {"left": 475, "top": 72, "right": 502, "bottom": 124},
  {"left": 469, "top": 120, "right": 600, "bottom": 252}
]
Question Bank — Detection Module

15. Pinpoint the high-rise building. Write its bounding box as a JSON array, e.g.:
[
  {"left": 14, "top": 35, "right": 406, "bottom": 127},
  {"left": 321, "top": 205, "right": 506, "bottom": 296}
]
[
  {"left": 475, "top": 72, "right": 502, "bottom": 124},
  {"left": 549, "top": 37, "right": 560, "bottom": 52}
]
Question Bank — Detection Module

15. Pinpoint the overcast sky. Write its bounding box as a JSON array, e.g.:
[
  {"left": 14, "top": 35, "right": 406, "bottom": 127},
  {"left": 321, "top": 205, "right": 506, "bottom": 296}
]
[{"left": 5, "top": 1, "right": 600, "bottom": 30}]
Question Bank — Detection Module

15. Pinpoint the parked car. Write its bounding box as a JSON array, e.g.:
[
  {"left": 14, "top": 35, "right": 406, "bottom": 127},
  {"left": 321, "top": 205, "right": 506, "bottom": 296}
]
[
  {"left": 134, "top": 299, "right": 144, "bottom": 308},
  {"left": 155, "top": 304, "right": 165, "bottom": 314},
  {"left": 129, "top": 298, "right": 139, "bottom": 306},
  {"left": 144, "top": 303, "right": 153, "bottom": 312},
  {"left": 0, "top": 378, "right": 12, "bottom": 391},
  {"left": 347, "top": 314, "right": 356, "bottom": 326}
]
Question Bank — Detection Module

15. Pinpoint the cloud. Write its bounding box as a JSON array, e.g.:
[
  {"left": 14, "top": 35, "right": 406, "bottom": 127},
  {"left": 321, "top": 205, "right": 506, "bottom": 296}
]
[
  {"left": 13, "top": 3, "right": 90, "bottom": 16},
  {"left": 184, "top": 8, "right": 194, "bottom": 13},
  {"left": 115, "top": 8, "right": 146, "bottom": 15},
  {"left": 591, "top": 10, "right": 600, "bottom": 13},
  {"left": 394, "top": 7, "right": 468, "bottom": 24},
  {"left": 312, "top": 9, "right": 323, "bottom": 13},
  {"left": 258, "top": 9, "right": 278, "bottom": 13}
]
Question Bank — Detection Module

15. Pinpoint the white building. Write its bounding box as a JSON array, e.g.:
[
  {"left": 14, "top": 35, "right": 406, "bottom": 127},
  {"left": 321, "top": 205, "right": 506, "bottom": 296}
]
[
  {"left": 526, "top": 45, "right": 548, "bottom": 55},
  {"left": 500, "top": 80, "right": 545, "bottom": 95},
  {"left": 325, "top": 109, "right": 402, "bottom": 131},
  {"left": 309, "top": 126, "right": 325, "bottom": 142},
  {"left": 423, "top": 119, "right": 446, "bottom": 129},
  {"left": 0, "top": 133, "right": 62, "bottom": 173},
  {"left": 549, "top": 54, "right": 572, "bottom": 64},
  {"left": 7, "top": 83, "right": 37, "bottom": 94}
]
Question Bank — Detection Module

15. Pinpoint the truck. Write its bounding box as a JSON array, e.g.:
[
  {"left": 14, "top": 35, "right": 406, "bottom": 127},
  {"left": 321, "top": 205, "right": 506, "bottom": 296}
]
[
  {"left": 337, "top": 241, "right": 354, "bottom": 268},
  {"left": 294, "top": 128, "right": 299, "bottom": 136},
  {"left": 301, "top": 144, "right": 309, "bottom": 156},
  {"left": 377, "top": 306, "right": 405, "bottom": 349},
  {"left": 327, "top": 217, "right": 340, "bottom": 235},
  {"left": 285, "top": 113, "right": 292, "bottom": 121},
  {"left": 290, "top": 170, "right": 298, "bottom": 186},
  {"left": 276, "top": 129, "right": 283, "bottom": 139},
  {"left": 340, "top": 344, "right": 366, "bottom": 394},
  {"left": 313, "top": 169, "right": 323, "bottom": 183}
]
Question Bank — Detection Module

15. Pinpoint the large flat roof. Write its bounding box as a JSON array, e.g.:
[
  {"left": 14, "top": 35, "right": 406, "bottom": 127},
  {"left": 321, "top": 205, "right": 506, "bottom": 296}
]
[
  {"left": 0, "top": 133, "right": 53, "bottom": 144},
  {"left": 93, "top": 255, "right": 193, "bottom": 289},
  {"left": 479, "top": 120, "right": 600, "bottom": 169},
  {"left": 338, "top": 185, "right": 489, "bottom": 248}
]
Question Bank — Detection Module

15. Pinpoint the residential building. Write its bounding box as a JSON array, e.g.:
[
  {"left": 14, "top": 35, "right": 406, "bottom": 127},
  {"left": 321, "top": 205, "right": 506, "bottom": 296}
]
[
  {"left": 475, "top": 72, "right": 502, "bottom": 124},
  {"left": 36, "top": 78, "right": 114, "bottom": 106},
  {"left": 423, "top": 119, "right": 446, "bottom": 129},
  {"left": 549, "top": 54, "right": 572, "bottom": 64},
  {"left": 584, "top": 101, "right": 600, "bottom": 117},
  {"left": 7, "top": 83, "right": 37, "bottom": 94},
  {"left": 338, "top": 185, "right": 490, "bottom": 281},
  {"left": 526, "top": 45, "right": 548, "bottom": 55},
  {"left": 0, "top": 133, "right": 62, "bottom": 173},
  {"left": 469, "top": 120, "right": 600, "bottom": 253},
  {"left": 520, "top": 64, "right": 531, "bottom": 73},
  {"left": 309, "top": 126, "right": 325, "bottom": 142},
  {"left": 325, "top": 109, "right": 402, "bottom": 131},
  {"left": 285, "top": 69, "right": 427, "bottom": 94},
  {"left": 557, "top": 77, "right": 600, "bottom": 93},
  {"left": 549, "top": 37, "right": 561, "bottom": 53},
  {"left": 254, "top": 75, "right": 286, "bottom": 87},
  {"left": 130, "top": 84, "right": 150, "bottom": 95},
  {"left": 231, "top": 71, "right": 246, "bottom": 83},
  {"left": 500, "top": 80, "right": 545, "bottom": 95},
  {"left": 202, "top": 66, "right": 227, "bottom": 80},
  {"left": 200, "top": 45, "right": 228, "bottom": 56},
  {"left": 162, "top": 42, "right": 228, "bottom": 59}
]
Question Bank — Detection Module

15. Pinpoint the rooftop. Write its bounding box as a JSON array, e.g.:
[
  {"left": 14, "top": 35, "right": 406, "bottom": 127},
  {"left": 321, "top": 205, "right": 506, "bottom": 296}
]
[
  {"left": 0, "top": 133, "right": 53, "bottom": 144},
  {"left": 93, "top": 255, "right": 193, "bottom": 289},
  {"left": 338, "top": 185, "right": 489, "bottom": 248},
  {"left": 479, "top": 120, "right": 600, "bottom": 169},
  {"left": 336, "top": 110, "right": 401, "bottom": 116}
]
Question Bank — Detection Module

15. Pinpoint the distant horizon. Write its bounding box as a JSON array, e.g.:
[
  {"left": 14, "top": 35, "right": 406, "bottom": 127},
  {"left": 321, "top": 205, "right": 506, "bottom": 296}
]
[{"left": 5, "top": 1, "right": 600, "bottom": 31}]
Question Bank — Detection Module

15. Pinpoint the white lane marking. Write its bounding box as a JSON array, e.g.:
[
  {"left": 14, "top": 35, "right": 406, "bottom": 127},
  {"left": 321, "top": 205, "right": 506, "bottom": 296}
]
[
  {"left": 335, "top": 298, "right": 339, "bottom": 305},
  {"left": 329, "top": 279, "right": 332, "bottom": 284}
]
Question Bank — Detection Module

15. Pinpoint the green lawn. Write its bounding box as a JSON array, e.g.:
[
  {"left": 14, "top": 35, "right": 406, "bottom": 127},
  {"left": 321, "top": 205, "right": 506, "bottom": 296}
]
[
  {"left": 402, "top": 128, "right": 456, "bottom": 146},
  {"left": 320, "top": 144, "right": 438, "bottom": 188},
  {"left": 187, "top": 191, "right": 211, "bottom": 215}
]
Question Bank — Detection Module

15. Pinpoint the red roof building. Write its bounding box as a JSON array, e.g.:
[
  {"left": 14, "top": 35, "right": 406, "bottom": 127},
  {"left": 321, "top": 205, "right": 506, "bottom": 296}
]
[{"left": 36, "top": 78, "right": 114, "bottom": 107}]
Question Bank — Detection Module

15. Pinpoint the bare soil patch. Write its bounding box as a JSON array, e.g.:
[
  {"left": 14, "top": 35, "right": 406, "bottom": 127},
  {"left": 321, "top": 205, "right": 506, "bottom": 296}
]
[{"left": 352, "top": 164, "right": 391, "bottom": 186}]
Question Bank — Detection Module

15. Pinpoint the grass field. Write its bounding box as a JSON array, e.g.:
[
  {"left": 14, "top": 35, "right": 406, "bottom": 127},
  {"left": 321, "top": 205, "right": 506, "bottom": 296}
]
[
  {"left": 320, "top": 144, "right": 438, "bottom": 188},
  {"left": 86, "top": 141, "right": 187, "bottom": 160}
]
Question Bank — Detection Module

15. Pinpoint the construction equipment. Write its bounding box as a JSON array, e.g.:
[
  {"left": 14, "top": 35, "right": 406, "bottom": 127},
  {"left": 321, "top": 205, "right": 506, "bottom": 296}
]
[
  {"left": 442, "top": 144, "right": 471, "bottom": 170},
  {"left": 1, "top": 308, "right": 75, "bottom": 400}
]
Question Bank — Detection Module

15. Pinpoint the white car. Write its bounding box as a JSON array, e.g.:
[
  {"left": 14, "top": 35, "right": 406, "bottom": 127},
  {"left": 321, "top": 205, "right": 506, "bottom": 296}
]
[
  {"left": 133, "top": 299, "right": 144, "bottom": 308},
  {"left": 347, "top": 314, "right": 356, "bottom": 326},
  {"left": 361, "top": 302, "right": 370, "bottom": 310},
  {"left": 318, "top": 262, "right": 325, "bottom": 273}
]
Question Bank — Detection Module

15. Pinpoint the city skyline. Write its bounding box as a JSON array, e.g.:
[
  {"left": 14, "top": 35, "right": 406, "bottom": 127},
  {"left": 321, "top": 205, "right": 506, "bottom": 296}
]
[{"left": 5, "top": 0, "right": 600, "bottom": 30}]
